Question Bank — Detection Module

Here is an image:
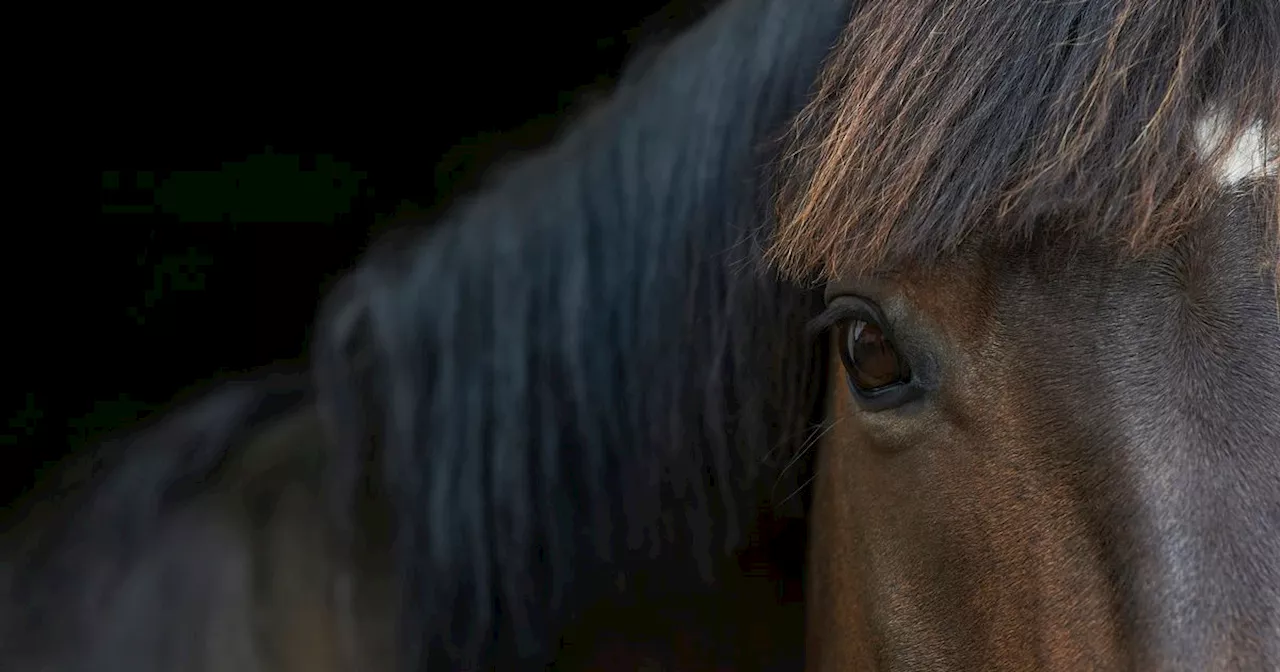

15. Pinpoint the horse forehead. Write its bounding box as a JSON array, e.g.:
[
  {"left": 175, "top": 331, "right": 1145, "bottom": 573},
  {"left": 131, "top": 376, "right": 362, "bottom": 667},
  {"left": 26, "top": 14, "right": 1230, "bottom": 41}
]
[
  {"left": 892, "top": 216, "right": 1269, "bottom": 347},
  {"left": 895, "top": 262, "right": 999, "bottom": 343}
]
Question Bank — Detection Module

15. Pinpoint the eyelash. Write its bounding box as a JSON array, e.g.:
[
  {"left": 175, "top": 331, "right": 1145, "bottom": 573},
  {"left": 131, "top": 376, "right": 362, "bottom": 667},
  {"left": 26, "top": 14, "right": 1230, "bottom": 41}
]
[{"left": 806, "top": 299, "right": 878, "bottom": 340}]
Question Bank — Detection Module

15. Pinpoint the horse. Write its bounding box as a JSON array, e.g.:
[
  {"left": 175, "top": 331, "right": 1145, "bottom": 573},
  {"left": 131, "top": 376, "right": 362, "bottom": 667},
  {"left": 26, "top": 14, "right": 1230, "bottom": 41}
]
[{"left": 3, "top": 0, "right": 1277, "bottom": 671}]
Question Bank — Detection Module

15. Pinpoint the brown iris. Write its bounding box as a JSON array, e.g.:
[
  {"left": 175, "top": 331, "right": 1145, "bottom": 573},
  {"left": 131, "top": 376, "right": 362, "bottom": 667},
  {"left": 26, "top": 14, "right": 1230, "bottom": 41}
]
[{"left": 840, "top": 319, "right": 909, "bottom": 392}]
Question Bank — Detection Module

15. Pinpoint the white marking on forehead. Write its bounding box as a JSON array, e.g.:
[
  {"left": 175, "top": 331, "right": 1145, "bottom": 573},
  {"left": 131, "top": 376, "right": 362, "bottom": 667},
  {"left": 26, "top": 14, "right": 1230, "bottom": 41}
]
[{"left": 1193, "top": 111, "right": 1277, "bottom": 187}]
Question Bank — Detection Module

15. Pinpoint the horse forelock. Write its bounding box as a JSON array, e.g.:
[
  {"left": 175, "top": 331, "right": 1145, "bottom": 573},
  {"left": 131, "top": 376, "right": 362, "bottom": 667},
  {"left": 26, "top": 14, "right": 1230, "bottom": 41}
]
[{"left": 768, "top": 0, "right": 1280, "bottom": 284}]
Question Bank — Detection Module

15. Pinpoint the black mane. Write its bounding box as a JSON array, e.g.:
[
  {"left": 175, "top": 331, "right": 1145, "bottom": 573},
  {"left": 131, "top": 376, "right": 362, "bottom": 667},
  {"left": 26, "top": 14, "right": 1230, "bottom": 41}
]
[
  {"left": 314, "top": 0, "right": 852, "bottom": 665},
  {"left": 5, "top": 0, "right": 854, "bottom": 669}
]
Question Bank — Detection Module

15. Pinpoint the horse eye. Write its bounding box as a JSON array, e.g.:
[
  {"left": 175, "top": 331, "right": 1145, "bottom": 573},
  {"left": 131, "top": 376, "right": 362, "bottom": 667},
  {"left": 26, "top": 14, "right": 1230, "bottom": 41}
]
[{"left": 839, "top": 318, "right": 909, "bottom": 393}]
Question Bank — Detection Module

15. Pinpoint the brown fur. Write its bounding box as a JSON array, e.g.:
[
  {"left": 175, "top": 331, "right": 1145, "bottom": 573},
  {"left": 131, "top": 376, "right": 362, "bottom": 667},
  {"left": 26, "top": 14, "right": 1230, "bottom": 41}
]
[
  {"left": 807, "top": 204, "right": 1280, "bottom": 667},
  {"left": 769, "top": 0, "right": 1279, "bottom": 283},
  {"left": 807, "top": 272, "right": 1130, "bottom": 670}
]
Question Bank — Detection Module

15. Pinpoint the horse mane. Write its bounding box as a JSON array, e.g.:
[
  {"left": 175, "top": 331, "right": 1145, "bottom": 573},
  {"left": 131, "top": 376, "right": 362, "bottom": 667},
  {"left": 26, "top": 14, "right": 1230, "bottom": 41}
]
[
  {"left": 4, "top": 2, "right": 858, "bottom": 667},
  {"left": 309, "top": 0, "right": 852, "bottom": 667},
  {"left": 769, "top": 0, "right": 1280, "bottom": 282}
]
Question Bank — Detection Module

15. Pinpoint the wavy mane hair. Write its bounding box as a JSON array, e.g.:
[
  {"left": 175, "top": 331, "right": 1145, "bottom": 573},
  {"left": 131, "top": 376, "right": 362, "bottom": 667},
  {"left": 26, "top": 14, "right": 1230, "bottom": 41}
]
[
  {"left": 310, "top": 1, "right": 856, "bottom": 663},
  {"left": 3, "top": 1, "right": 854, "bottom": 670},
  {"left": 770, "top": 0, "right": 1279, "bottom": 282}
]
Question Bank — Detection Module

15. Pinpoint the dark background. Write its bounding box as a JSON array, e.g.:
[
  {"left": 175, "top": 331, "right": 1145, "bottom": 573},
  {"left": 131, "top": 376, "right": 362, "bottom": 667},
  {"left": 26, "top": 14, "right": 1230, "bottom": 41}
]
[{"left": 4, "top": 2, "right": 721, "bottom": 504}]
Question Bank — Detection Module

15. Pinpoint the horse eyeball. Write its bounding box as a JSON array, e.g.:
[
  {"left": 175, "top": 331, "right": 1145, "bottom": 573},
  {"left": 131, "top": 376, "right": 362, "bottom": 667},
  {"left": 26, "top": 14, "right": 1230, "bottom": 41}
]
[{"left": 841, "top": 319, "right": 909, "bottom": 391}]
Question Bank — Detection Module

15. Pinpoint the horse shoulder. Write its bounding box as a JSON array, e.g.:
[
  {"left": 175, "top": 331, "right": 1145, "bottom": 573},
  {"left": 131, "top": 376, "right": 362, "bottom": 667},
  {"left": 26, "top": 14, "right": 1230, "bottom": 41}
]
[{"left": 3, "top": 404, "right": 394, "bottom": 672}]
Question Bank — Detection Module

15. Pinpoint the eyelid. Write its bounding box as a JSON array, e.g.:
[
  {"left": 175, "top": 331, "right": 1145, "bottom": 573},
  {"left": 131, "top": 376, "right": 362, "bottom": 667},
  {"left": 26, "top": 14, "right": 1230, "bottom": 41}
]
[{"left": 806, "top": 296, "right": 882, "bottom": 339}]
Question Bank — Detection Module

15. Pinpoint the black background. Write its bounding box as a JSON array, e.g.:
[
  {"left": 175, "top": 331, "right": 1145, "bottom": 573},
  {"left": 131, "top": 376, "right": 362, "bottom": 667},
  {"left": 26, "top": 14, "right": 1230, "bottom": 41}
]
[{"left": 5, "top": 2, "right": 722, "bottom": 503}]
